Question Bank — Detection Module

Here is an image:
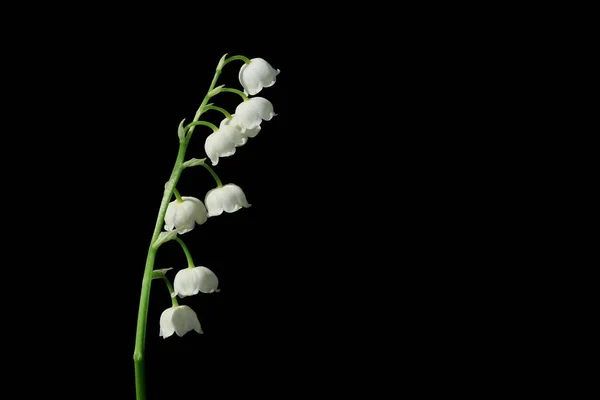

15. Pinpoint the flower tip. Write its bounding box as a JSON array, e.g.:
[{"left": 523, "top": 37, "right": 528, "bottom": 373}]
[{"left": 207, "top": 209, "right": 223, "bottom": 217}]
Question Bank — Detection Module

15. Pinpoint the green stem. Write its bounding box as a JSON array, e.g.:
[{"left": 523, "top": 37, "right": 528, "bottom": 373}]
[
  {"left": 172, "top": 188, "right": 183, "bottom": 202},
  {"left": 175, "top": 237, "right": 195, "bottom": 268},
  {"left": 162, "top": 275, "right": 179, "bottom": 307},
  {"left": 133, "top": 143, "right": 185, "bottom": 400},
  {"left": 201, "top": 162, "right": 223, "bottom": 187},
  {"left": 133, "top": 56, "right": 224, "bottom": 400},
  {"left": 184, "top": 120, "right": 219, "bottom": 137},
  {"left": 187, "top": 67, "right": 222, "bottom": 138},
  {"left": 202, "top": 105, "right": 232, "bottom": 119},
  {"left": 223, "top": 55, "right": 251, "bottom": 66},
  {"left": 220, "top": 87, "right": 249, "bottom": 102}
]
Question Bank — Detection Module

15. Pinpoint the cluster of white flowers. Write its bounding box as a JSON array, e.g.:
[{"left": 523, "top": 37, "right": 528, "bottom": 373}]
[
  {"left": 163, "top": 182, "right": 250, "bottom": 234},
  {"left": 158, "top": 56, "right": 279, "bottom": 338},
  {"left": 159, "top": 266, "right": 219, "bottom": 338},
  {"left": 205, "top": 58, "right": 279, "bottom": 166}
]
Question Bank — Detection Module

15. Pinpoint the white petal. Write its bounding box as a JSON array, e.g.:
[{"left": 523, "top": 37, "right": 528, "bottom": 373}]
[
  {"left": 253, "top": 97, "right": 276, "bottom": 121},
  {"left": 174, "top": 268, "right": 201, "bottom": 298},
  {"left": 220, "top": 123, "right": 246, "bottom": 147},
  {"left": 171, "top": 308, "right": 188, "bottom": 337},
  {"left": 234, "top": 98, "right": 275, "bottom": 131},
  {"left": 191, "top": 316, "right": 203, "bottom": 334},
  {"left": 225, "top": 184, "right": 251, "bottom": 209},
  {"left": 238, "top": 58, "right": 280, "bottom": 96},
  {"left": 182, "top": 196, "right": 207, "bottom": 226},
  {"left": 183, "top": 306, "right": 202, "bottom": 334},
  {"left": 164, "top": 201, "right": 177, "bottom": 231},
  {"left": 159, "top": 308, "right": 176, "bottom": 338},
  {"left": 204, "top": 128, "right": 239, "bottom": 166},
  {"left": 162, "top": 197, "right": 206, "bottom": 234},
  {"left": 204, "top": 132, "right": 221, "bottom": 166},
  {"left": 227, "top": 115, "right": 250, "bottom": 143},
  {"left": 243, "top": 125, "right": 261, "bottom": 139},
  {"left": 221, "top": 192, "right": 242, "bottom": 213},
  {"left": 193, "top": 266, "right": 219, "bottom": 293},
  {"left": 171, "top": 306, "right": 201, "bottom": 337},
  {"left": 205, "top": 187, "right": 224, "bottom": 217},
  {"left": 238, "top": 62, "right": 252, "bottom": 95},
  {"left": 204, "top": 184, "right": 251, "bottom": 216}
]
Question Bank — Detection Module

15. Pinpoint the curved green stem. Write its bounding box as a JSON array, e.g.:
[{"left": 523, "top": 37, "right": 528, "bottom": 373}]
[
  {"left": 202, "top": 105, "right": 232, "bottom": 119},
  {"left": 162, "top": 275, "right": 179, "bottom": 307},
  {"left": 184, "top": 120, "right": 219, "bottom": 137},
  {"left": 187, "top": 66, "right": 223, "bottom": 138},
  {"left": 172, "top": 188, "right": 183, "bottom": 202},
  {"left": 201, "top": 162, "right": 223, "bottom": 187},
  {"left": 220, "top": 88, "right": 249, "bottom": 102},
  {"left": 133, "top": 55, "right": 225, "bottom": 400},
  {"left": 175, "top": 237, "right": 195, "bottom": 268},
  {"left": 223, "top": 55, "right": 251, "bottom": 66}
]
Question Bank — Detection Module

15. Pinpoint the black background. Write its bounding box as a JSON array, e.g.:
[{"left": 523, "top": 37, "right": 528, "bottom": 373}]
[
  {"left": 4, "top": 10, "right": 492, "bottom": 398},
  {"left": 4, "top": 3, "right": 582, "bottom": 398},
  {"left": 15, "top": 34, "right": 374, "bottom": 398}
]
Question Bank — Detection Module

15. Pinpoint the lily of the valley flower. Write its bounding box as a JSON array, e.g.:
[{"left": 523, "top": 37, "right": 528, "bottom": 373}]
[
  {"left": 238, "top": 58, "right": 280, "bottom": 96},
  {"left": 234, "top": 97, "right": 276, "bottom": 132},
  {"left": 159, "top": 305, "right": 203, "bottom": 338},
  {"left": 205, "top": 183, "right": 250, "bottom": 217},
  {"left": 204, "top": 118, "right": 246, "bottom": 166},
  {"left": 173, "top": 266, "right": 219, "bottom": 298},
  {"left": 164, "top": 196, "right": 207, "bottom": 234},
  {"left": 230, "top": 114, "right": 261, "bottom": 140}
]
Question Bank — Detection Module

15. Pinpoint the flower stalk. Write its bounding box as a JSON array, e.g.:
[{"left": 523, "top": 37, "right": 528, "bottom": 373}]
[
  {"left": 172, "top": 187, "right": 183, "bottom": 202},
  {"left": 132, "top": 52, "right": 278, "bottom": 399},
  {"left": 175, "top": 237, "right": 195, "bottom": 269},
  {"left": 220, "top": 87, "right": 249, "bottom": 101},
  {"left": 201, "top": 161, "right": 223, "bottom": 187},
  {"left": 162, "top": 275, "right": 179, "bottom": 307},
  {"left": 203, "top": 105, "right": 232, "bottom": 119},
  {"left": 132, "top": 58, "right": 224, "bottom": 400}
]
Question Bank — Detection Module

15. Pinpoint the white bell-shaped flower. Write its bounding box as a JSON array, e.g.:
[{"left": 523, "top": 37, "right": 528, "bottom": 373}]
[
  {"left": 230, "top": 114, "right": 261, "bottom": 140},
  {"left": 234, "top": 97, "right": 276, "bottom": 132},
  {"left": 164, "top": 196, "right": 207, "bottom": 234},
  {"left": 238, "top": 58, "right": 280, "bottom": 96},
  {"left": 173, "top": 266, "right": 219, "bottom": 298},
  {"left": 159, "top": 305, "right": 203, "bottom": 338},
  {"left": 238, "top": 58, "right": 281, "bottom": 96},
  {"left": 204, "top": 118, "right": 246, "bottom": 166},
  {"left": 205, "top": 183, "right": 251, "bottom": 217}
]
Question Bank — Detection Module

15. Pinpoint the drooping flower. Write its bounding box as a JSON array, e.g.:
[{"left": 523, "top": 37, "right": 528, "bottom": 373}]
[
  {"left": 230, "top": 114, "right": 261, "bottom": 140},
  {"left": 164, "top": 196, "right": 207, "bottom": 234},
  {"left": 205, "top": 183, "right": 250, "bottom": 217},
  {"left": 159, "top": 305, "right": 203, "bottom": 338},
  {"left": 173, "top": 266, "right": 219, "bottom": 298},
  {"left": 238, "top": 58, "right": 280, "bottom": 96},
  {"left": 234, "top": 97, "right": 276, "bottom": 132},
  {"left": 204, "top": 117, "right": 247, "bottom": 166}
]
